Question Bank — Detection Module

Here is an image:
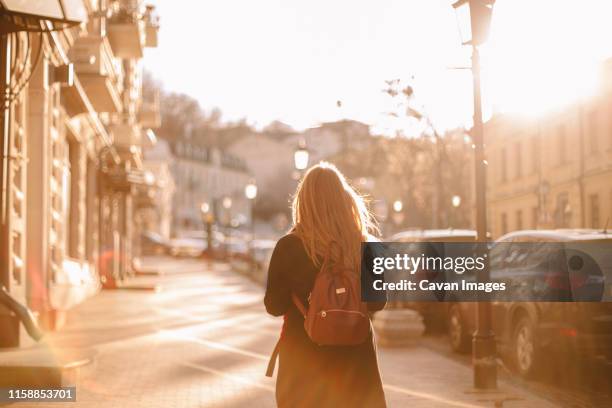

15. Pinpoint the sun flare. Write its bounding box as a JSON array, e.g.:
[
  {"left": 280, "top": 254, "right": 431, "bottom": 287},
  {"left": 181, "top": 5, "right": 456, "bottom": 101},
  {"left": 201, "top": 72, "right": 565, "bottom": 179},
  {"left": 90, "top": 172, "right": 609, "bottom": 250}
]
[{"left": 483, "top": 0, "right": 612, "bottom": 117}]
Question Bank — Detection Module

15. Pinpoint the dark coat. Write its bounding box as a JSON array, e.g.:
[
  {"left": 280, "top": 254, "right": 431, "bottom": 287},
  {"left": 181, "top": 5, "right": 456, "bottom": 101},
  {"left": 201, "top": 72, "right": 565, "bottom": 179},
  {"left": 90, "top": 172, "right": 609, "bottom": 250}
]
[{"left": 264, "top": 234, "right": 387, "bottom": 408}]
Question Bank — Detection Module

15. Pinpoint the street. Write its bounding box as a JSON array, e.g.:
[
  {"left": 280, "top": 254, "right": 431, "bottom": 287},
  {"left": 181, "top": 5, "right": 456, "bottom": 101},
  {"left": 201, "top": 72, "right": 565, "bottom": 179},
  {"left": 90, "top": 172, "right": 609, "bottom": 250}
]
[{"left": 9, "top": 257, "right": 563, "bottom": 408}]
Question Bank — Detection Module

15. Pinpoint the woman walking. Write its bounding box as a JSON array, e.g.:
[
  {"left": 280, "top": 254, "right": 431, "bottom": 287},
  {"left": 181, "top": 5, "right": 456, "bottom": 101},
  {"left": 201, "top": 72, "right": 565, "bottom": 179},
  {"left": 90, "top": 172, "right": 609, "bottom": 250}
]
[{"left": 264, "top": 162, "right": 386, "bottom": 408}]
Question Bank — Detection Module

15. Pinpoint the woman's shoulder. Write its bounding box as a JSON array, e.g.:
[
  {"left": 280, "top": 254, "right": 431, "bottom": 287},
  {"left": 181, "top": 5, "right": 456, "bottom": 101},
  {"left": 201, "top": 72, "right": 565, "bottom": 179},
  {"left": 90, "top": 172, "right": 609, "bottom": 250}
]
[
  {"left": 271, "top": 233, "right": 309, "bottom": 263},
  {"left": 275, "top": 232, "right": 303, "bottom": 251}
]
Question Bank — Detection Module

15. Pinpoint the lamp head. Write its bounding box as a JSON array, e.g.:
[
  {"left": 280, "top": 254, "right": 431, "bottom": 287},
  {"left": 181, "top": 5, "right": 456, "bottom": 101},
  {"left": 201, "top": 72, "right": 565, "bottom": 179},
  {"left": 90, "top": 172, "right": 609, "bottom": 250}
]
[
  {"left": 452, "top": 0, "right": 495, "bottom": 46},
  {"left": 294, "top": 139, "right": 309, "bottom": 171}
]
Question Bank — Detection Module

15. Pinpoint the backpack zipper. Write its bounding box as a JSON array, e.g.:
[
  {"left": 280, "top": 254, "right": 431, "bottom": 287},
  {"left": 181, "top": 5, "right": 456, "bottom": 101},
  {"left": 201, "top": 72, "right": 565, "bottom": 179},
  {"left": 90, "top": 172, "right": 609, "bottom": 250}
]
[{"left": 318, "top": 309, "right": 367, "bottom": 318}]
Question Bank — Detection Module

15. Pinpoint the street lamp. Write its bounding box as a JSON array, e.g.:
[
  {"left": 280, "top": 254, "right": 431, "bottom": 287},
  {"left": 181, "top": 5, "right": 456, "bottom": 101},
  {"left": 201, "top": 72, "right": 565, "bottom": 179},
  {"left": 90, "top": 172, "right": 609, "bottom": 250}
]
[
  {"left": 294, "top": 139, "right": 309, "bottom": 171},
  {"left": 245, "top": 180, "right": 258, "bottom": 272},
  {"left": 392, "top": 200, "right": 403, "bottom": 213},
  {"left": 392, "top": 200, "right": 404, "bottom": 229},
  {"left": 221, "top": 196, "right": 233, "bottom": 259},
  {"left": 200, "top": 202, "right": 210, "bottom": 214},
  {"left": 245, "top": 181, "right": 258, "bottom": 201},
  {"left": 200, "top": 201, "right": 214, "bottom": 256},
  {"left": 452, "top": 0, "right": 497, "bottom": 390},
  {"left": 450, "top": 195, "right": 462, "bottom": 229},
  {"left": 451, "top": 195, "right": 462, "bottom": 208},
  {"left": 452, "top": 0, "right": 494, "bottom": 46}
]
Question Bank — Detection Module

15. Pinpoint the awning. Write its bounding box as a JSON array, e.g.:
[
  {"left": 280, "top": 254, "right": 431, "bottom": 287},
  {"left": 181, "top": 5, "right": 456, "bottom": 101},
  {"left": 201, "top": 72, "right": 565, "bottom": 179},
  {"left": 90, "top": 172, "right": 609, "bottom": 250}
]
[
  {"left": 103, "top": 169, "right": 157, "bottom": 192},
  {"left": 0, "top": 0, "right": 87, "bottom": 33},
  {"left": 60, "top": 74, "right": 89, "bottom": 117},
  {"left": 78, "top": 74, "right": 122, "bottom": 113},
  {"left": 59, "top": 73, "right": 119, "bottom": 163}
]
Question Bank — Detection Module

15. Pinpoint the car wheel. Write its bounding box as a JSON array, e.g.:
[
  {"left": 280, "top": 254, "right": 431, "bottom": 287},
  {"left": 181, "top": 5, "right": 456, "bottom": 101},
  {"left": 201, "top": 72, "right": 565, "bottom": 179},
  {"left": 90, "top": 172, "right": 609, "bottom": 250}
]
[
  {"left": 448, "top": 304, "right": 470, "bottom": 353},
  {"left": 512, "top": 315, "right": 539, "bottom": 378}
]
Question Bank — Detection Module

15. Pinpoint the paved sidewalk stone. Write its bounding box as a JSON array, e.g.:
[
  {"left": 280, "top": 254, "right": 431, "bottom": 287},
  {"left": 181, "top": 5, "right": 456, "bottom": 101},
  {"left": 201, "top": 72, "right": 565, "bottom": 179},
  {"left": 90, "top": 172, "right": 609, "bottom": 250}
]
[{"left": 8, "top": 257, "right": 558, "bottom": 407}]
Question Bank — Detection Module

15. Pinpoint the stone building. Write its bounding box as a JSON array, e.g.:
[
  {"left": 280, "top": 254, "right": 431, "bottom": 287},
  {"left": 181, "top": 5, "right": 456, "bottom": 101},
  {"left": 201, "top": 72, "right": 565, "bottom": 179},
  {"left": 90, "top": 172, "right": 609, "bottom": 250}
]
[
  {"left": 169, "top": 137, "right": 251, "bottom": 235},
  {"left": 484, "top": 61, "right": 612, "bottom": 238},
  {"left": 0, "top": 0, "right": 161, "bottom": 347}
]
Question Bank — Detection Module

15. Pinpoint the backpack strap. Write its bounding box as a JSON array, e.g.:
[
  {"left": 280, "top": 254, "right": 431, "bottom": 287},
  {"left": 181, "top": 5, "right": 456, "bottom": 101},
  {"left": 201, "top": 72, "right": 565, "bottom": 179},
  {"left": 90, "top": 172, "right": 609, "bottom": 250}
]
[
  {"left": 321, "top": 240, "right": 344, "bottom": 273},
  {"left": 291, "top": 293, "right": 307, "bottom": 318},
  {"left": 265, "top": 339, "right": 281, "bottom": 377},
  {"left": 267, "top": 293, "right": 309, "bottom": 376}
]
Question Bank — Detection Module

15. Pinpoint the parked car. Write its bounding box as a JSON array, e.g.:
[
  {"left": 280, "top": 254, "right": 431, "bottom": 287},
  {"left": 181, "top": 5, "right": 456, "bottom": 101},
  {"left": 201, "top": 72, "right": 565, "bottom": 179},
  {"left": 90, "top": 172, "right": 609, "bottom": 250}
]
[
  {"left": 449, "top": 229, "right": 612, "bottom": 378},
  {"left": 168, "top": 238, "right": 206, "bottom": 257},
  {"left": 178, "top": 229, "right": 225, "bottom": 253},
  {"left": 252, "top": 239, "right": 276, "bottom": 270},
  {"left": 141, "top": 231, "right": 171, "bottom": 255},
  {"left": 390, "top": 229, "right": 478, "bottom": 332}
]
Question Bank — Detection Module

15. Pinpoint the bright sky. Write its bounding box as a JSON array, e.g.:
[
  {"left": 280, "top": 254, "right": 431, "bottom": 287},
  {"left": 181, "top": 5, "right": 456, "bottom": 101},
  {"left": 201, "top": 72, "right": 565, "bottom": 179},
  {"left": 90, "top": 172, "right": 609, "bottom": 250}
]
[{"left": 143, "top": 0, "right": 612, "bottom": 133}]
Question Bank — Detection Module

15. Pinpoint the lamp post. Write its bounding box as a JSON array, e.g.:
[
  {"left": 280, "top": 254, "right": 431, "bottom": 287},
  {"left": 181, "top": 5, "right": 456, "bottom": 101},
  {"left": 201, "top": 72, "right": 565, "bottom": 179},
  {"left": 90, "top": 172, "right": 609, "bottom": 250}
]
[
  {"left": 244, "top": 180, "right": 258, "bottom": 272},
  {"left": 452, "top": 0, "right": 497, "bottom": 390},
  {"left": 200, "top": 202, "right": 214, "bottom": 258},
  {"left": 451, "top": 195, "right": 462, "bottom": 228},
  {"left": 294, "top": 138, "right": 310, "bottom": 173},
  {"left": 392, "top": 199, "right": 404, "bottom": 231},
  {"left": 393, "top": 199, "right": 403, "bottom": 213},
  {"left": 222, "top": 196, "right": 232, "bottom": 259}
]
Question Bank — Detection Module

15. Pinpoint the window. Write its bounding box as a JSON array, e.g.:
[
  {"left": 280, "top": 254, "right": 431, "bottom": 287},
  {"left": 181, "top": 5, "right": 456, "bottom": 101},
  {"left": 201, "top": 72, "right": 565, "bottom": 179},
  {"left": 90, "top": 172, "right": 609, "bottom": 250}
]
[
  {"left": 85, "top": 159, "right": 97, "bottom": 262},
  {"left": 589, "top": 194, "right": 600, "bottom": 228},
  {"left": 515, "top": 142, "right": 522, "bottom": 179},
  {"left": 554, "top": 192, "right": 571, "bottom": 228},
  {"left": 501, "top": 213, "right": 508, "bottom": 235},
  {"left": 531, "top": 136, "right": 538, "bottom": 174},
  {"left": 532, "top": 207, "right": 539, "bottom": 229},
  {"left": 588, "top": 109, "right": 599, "bottom": 155},
  {"left": 557, "top": 125, "right": 567, "bottom": 165},
  {"left": 65, "top": 137, "right": 79, "bottom": 259},
  {"left": 500, "top": 148, "right": 507, "bottom": 182},
  {"left": 516, "top": 209, "right": 523, "bottom": 231},
  {"left": 610, "top": 190, "right": 612, "bottom": 225}
]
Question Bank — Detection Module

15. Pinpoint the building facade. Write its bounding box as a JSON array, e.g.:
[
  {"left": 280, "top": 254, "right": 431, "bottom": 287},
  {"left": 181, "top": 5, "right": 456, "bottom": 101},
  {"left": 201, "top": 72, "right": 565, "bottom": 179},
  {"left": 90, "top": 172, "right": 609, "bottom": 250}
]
[
  {"left": 485, "top": 63, "right": 612, "bottom": 238},
  {"left": 169, "top": 138, "right": 251, "bottom": 235},
  {"left": 0, "top": 0, "right": 162, "bottom": 347},
  {"left": 142, "top": 139, "right": 175, "bottom": 241}
]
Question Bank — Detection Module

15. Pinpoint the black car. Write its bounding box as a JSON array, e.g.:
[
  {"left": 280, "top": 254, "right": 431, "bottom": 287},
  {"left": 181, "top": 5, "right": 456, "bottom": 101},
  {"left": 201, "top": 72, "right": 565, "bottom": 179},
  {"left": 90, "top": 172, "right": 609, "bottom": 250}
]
[
  {"left": 449, "top": 229, "right": 612, "bottom": 378},
  {"left": 390, "top": 229, "right": 478, "bottom": 332}
]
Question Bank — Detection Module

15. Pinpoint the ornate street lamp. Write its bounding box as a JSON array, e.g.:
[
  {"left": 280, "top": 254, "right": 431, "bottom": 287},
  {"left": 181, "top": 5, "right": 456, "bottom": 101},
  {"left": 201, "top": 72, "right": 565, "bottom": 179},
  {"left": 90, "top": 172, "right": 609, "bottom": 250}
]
[
  {"left": 452, "top": 0, "right": 497, "bottom": 390},
  {"left": 201, "top": 201, "right": 214, "bottom": 256},
  {"left": 221, "top": 197, "right": 233, "bottom": 259},
  {"left": 392, "top": 200, "right": 403, "bottom": 213},
  {"left": 451, "top": 195, "right": 462, "bottom": 208},
  {"left": 200, "top": 202, "right": 210, "bottom": 214},
  {"left": 294, "top": 139, "right": 309, "bottom": 171},
  {"left": 245, "top": 179, "right": 258, "bottom": 271},
  {"left": 392, "top": 200, "right": 405, "bottom": 228},
  {"left": 244, "top": 181, "right": 258, "bottom": 201},
  {"left": 452, "top": 0, "right": 494, "bottom": 46},
  {"left": 450, "top": 195, "right": 462, "bottom": 229}
]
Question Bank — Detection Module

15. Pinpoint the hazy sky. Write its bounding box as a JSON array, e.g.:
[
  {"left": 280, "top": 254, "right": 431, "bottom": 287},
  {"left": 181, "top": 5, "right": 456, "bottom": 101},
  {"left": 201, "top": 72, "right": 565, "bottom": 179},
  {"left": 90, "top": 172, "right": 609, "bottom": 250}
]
[{"left": 143, "top": 0, "right": 612, "bottom": 133}]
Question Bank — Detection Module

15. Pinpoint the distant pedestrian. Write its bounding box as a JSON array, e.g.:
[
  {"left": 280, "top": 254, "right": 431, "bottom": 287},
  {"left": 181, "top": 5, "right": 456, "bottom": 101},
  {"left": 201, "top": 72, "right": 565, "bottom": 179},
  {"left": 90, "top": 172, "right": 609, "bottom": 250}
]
[{"left": 264, "top": 162, "right": 386, "bottom": 408}]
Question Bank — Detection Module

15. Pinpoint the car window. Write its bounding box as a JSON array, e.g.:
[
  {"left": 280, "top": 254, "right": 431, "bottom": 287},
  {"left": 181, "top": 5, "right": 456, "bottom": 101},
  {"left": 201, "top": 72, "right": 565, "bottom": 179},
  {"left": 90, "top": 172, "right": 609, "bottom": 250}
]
[{"left": 489, "top": 242, "right": 509, "bottom": 269}]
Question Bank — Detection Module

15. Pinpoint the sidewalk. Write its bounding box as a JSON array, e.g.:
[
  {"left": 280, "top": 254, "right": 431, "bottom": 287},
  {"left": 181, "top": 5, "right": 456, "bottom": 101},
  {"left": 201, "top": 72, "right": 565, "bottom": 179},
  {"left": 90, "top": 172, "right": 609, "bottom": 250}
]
[{"left": 8, "top": 257, "right": 558, "bottom": 407}]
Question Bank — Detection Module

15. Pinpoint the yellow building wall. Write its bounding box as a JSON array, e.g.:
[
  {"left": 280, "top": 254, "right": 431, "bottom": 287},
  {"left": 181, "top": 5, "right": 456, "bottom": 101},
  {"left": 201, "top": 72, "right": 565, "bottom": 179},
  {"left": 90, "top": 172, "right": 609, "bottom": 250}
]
[{"left": 485, "top": 92, "right": 612, "bottom": 238}]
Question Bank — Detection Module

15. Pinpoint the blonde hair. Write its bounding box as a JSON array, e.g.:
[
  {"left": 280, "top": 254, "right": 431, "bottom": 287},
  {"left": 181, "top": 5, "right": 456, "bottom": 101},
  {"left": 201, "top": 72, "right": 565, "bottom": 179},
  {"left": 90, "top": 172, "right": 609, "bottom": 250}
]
[{"left": 291, "top": 162, "right": 376, "bottom": 271}]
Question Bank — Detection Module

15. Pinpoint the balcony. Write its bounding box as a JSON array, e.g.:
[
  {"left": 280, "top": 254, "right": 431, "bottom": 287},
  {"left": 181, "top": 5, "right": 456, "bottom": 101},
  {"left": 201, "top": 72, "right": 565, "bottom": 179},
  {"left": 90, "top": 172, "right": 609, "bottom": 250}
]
[
  {"left": 107, "top": 12, "right": 145, "bottom": 59},
  {"left": 143, "top": 5, "right": 159, "bottom": 48},
  {"left": 69, "top": 36, "right": 122, "bottom": 113},
  {"left": 109, "top": 123, "right": 142, "bottom": 149},
  {"left": 145, "top": 23, "right": 158, "bottom": 47},
  {"left": 138, "top": 90, "right": 161, "bottom": 128}
]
